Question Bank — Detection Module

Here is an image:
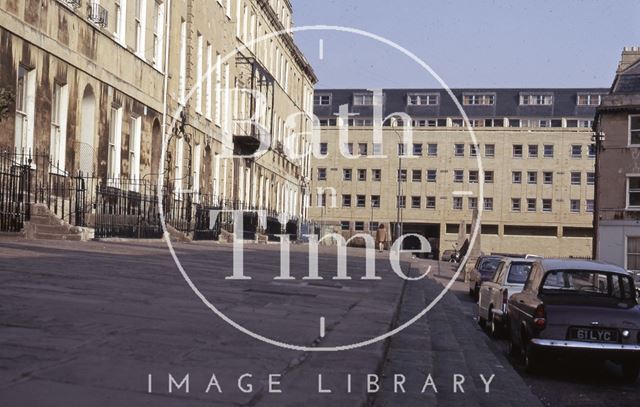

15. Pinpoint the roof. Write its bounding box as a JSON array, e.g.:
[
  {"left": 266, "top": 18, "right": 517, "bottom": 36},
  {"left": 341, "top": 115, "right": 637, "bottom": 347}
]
[
  {"left": 314, "top": 88, "right": 607, "bottom": 119},
  {"left": 539, "top": 259, "right": 629, "bottom": 275}
]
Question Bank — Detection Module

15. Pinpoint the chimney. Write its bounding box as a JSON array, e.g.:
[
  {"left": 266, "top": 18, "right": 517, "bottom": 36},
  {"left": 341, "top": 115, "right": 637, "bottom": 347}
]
[{"left": 617, "top": 47, "right": 640, "bottom": 73}]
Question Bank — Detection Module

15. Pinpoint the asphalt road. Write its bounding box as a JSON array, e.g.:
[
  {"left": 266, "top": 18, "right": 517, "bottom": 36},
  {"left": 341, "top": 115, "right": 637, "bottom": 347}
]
[{"left": 432, "top": 262, "right": 640, "bottom": 407}]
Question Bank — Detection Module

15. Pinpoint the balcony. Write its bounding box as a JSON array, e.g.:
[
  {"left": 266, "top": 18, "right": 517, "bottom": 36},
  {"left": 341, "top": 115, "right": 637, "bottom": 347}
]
[
  {"left": 87, "top": 1, "right": 108, "bottom": 28},
  {"left": 57, "top": 0, "right": 81, "bottom": 10}
]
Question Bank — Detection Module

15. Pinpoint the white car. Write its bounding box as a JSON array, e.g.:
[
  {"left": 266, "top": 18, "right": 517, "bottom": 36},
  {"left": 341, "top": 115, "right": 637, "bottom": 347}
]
[{"left": 477, "top": 258, "right": 534, "bottom": 337}]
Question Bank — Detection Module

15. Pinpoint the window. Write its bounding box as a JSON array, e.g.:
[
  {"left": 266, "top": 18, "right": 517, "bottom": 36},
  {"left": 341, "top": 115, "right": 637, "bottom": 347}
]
[
  {"left": 570, "top": 200, "right": 580, "bottom": 213},
  {"left": 174, "top": 136, "right": 184, "bottom": 192},
  {"left": 483, "top": 198, "right": 494, "bottom": 211},
  {"left": 427, "top": 143, "right": 438, "bottom": 156},
  {"left": 528, "top": 144, "right": 538, "bottom": 158},
  {"left": 512, "top": 171, "right": 522, "bottom": 184},
  {"left": 407, "top": 93, "right": 438, "bottom": 105},
  {"left": 205, "top": 43, "right": 212, "bottom": 119},
  {"left": 343, "top": 143, "right": 354, "bottom": 155},
  {"left": 588, "top": 144, "right": 596, "bottom": 158},
  {"left": 426, "top": 196, "right": 436, "bottom": 209},
  {"left": 542, "top": 199, "right": 553, "bottom": 212},
  {"left": 484, "top": 171, "right": 494, "bottom": 183},
  {"left": 372, "top": 169, "right": 382, "bottom": 181},
  {"left": 50, "top": 82, "right": 68, "bottom": 170},
  {"left": 135, "top": 0, "right": 147, "bottom": 58},
  {"left": 152, "top": 1, "right": 165, "bottom": 69},
  {"left": 470, "top": 144, "right": 478, "bottom": 157},
  {"left": 397, "top": 143, "right": 407, "bottom": 156},
  {"left": 178, "top": 19, "right": 187, "bottom": 104},
  {"left": 630, "top": 116, "right": 640, "bottom": 145},
  {"left": 586, "top": 199, "right": 594, "bottom": 212},
  {"left": 115, "top": 0, "right": 127, "bottom": 45},
  {"left": 353, "top": 93, "right": 373, "bottom": 106},
  {"left": 627, "top": 237, "right": 640, "bottom": 271},
  {"left": 527, "top": 198, "right": 536, "bottom": 212},
  {"left": 195, "top": 33, "right": 203, "bottom": 114},
  {"left": 469, "top": 170, "right": 479, "bottom": 183},
  {"left": 512, "top": 198, "right": 521, "bottom": 212},
  {"left": 413, "top": 143, "right": 423, "bottom": 156},
  {"left": 426, "top": 169, "right": 437, "bottom": 182},
  {"left": 485, "top": 144, "right": 495, "bottom": 157},
  {"left": 356, "top": 195, "right": 366, "bottom": 208},
  {"left": 412, "top": 169, "right": 422, "bottom": 182},
  {"left": 543, "top": 144, "right": 554, "bottom": 158},
  {"left": 316, "top": 193, "right": 326, "bottom": 208},
  {"left": 342, "top": 194, "right": 352, "bottom": 207},
  {"left": 192, "top": 143, "right": 201, "bottom": 201},
  {"left": 319, "top": 142, "right": 328, "bottom": 156},
  {"left": 628, "top": 177, "right": 640, "bottom": 208},
  {"left": 353, "top": 221, "right": 364, "bottom": 231},
  {"left": 107, "top": 106, "right": 123, "bottom": 179},
  {"left": 343, "top": 168, "right": 352, "bottom": 181},
  {"left": 453, "top": 170, "right": 464, "bottom": 183},
  {"left": 587, "top": 172, "right": 595, "bottom": 185},
  {"left": 357, "top": 169, "right": 367, "bottom": 181},
  {"left": 354, "top": 119, "right": 372, "bottom": 127},
  {"left": 371, "top": 195, "right": 380, "bottom": 208},
  {"left": 129, "top": 116, "right": 142, "bottom": 190},
  {"left": 214, "top": 53, "right": 222, "bottom": 126},
  {"left": 469, "top": 197, "right": 478, "bottom": 210},
  {"left": 314, "top": 94, "right": 331, "bottom": 105},
  {"left": 372, "top": 143, "right": 382, "bottom": 155},
  {"left": 543, "top": 171, "right": 553, "bottom": 184},
  {"left": 520, "top": 94, "right": 553, "bottom": 105},
  {"left": 340, "top": 221, "right": 350, "bottom": 231},
  {"left": 462, "top": 94, "right": 495, "bottom": 105},
  {"left": 571, "top": 172, "right": 581, "bottom": 185},
  {"left": 577, "top": 93, "right": 602, "bottom": 106},
  {"left": 513, "top": 144, "right": 523, "bottom": 158},
  {"left": 453, "top": 197, "right": 463, "bottom": 210},
  {"left": 571, "top": 145, "right": 582, "bottom": 158},
  {"left": 369, "top": 221, "right": 379, "bottom": 231},
  {"left": 454, "top": 143, "right": 465, "bottom": 157},
  {"left": 317, "top": 168, "right": 327, "bottom": 180},
  {"left": 397, "top": 196, "right": 406, "bottom": 208},
  {"left": 411, "top": 196, "right": 421, "bottom": 209},
  {"left": 14, "top": 65, "right": 36, "bottom": 153},
  {"left": 358, "top": 143, "right": 368, "bottom": 156},
  {"left": 398, "top": 169, "right": 407, "bottom": 182},
  {"left": 527, "top": 171, "right": 537, "bottom": 184}
]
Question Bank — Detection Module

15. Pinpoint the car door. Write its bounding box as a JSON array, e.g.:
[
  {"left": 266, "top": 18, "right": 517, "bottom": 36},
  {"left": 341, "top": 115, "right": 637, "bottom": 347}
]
[
  {"left": 480, "top": 261, "right": 505, "bottom": 318},
  {"left": 509, "top": 264, "right": 539, "bottom": 340}
]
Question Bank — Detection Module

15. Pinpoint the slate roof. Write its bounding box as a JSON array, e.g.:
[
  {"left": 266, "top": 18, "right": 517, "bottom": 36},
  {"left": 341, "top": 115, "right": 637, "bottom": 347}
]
[{"left": 314, "top": 88, "right": 608, "bottom": 119}]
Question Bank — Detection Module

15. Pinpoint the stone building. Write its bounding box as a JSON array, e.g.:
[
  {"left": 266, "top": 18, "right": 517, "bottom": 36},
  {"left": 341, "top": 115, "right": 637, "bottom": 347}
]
[
  {"left": 309, "top": 88, "right": 604, "bottom": 258},
  {"left": 0, "top": 0, "right": 315, "bottom": 237},
  {"left": 594, "top": 47, "right": 640, "bottom": 277}
]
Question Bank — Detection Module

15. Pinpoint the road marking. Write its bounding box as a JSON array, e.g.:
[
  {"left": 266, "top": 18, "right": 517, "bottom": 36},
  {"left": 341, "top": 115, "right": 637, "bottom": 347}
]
[
  {"left": 319, "top": 39, "right": 324, "bottom": 60},
  {"left": 320, "top": 316, "right": 325, "bottom": 337}
]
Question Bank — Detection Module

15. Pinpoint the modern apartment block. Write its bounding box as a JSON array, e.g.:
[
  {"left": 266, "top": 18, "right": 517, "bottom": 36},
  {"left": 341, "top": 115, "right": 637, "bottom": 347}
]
[
  {"left": 594, "top": 47, "right": 640, "bottom": 277},
  {"left": 309, "top": 88, "right": 605, "bottom": 258},
  {"left": 0, "top": 0, "right": 315, "bottom": 238}
]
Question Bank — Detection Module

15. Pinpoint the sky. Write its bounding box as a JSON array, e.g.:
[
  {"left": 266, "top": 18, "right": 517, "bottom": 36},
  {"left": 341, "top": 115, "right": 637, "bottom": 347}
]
[{"left": 289, "top": 0, "right": 640, "bottom": 89}]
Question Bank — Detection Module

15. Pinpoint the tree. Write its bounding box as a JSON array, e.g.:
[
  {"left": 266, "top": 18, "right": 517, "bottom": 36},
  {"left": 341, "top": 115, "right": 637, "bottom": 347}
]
[{"left": 0, "top": 87, "right": 15, "bottom": 122}]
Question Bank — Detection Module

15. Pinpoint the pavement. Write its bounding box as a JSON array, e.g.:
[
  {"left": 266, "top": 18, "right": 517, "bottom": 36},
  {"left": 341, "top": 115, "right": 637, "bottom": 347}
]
[{"left": 0, "top": 237, "right": 543, "bottom": 406}]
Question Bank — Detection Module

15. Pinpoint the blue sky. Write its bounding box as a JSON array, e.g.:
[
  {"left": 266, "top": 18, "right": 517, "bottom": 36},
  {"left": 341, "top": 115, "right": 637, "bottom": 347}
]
[{"left": 290, "top": 0, "right": 640, "bottom": 89}]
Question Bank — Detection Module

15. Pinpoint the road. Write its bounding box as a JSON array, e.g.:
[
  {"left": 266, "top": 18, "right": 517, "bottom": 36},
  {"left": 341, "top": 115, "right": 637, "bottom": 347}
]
[{"left": 428, "top": 260, "right": 640, "bottom": 407}]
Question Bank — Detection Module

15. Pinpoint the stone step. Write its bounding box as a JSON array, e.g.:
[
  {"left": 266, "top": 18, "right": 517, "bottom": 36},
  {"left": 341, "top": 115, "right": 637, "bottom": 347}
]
[
  {"left": 28, "top": 215, "right": 63, "bottom": 226},
  {"left": 35, "top": 224, "right": 72, "bottom": 234},
  {"left": 34, "top": 232, "right": 82, "bottom": 241}
]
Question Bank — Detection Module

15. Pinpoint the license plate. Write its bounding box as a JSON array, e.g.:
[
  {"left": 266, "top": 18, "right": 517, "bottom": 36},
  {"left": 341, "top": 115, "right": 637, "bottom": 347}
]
[{"left": 569, "top": 327, "right": 619, "bottom": 343}]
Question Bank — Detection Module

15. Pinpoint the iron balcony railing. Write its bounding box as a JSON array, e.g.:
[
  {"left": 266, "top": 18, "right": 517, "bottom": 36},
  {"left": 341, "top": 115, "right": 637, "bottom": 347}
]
[
  {"left": 87, "top": 1, "right": 108, "bottom": 28},
  {"left": 57, "top": 0, "right": 81, "bottom": 10}
]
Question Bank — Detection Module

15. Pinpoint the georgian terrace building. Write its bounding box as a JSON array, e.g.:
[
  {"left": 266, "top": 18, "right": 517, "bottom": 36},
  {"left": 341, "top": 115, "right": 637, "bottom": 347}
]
[
  {"left": 309, "top": 88, "right": 605, "bottom": 258},
  {"left": 0, "top": 0, "right": 315, "bottom": 238}
]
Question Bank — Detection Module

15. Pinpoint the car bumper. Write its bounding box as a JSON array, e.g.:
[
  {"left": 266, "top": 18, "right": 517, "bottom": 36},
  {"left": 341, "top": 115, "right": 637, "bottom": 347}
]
[{"left": 531, "top": 339, "right": 640, "bottom": 359}]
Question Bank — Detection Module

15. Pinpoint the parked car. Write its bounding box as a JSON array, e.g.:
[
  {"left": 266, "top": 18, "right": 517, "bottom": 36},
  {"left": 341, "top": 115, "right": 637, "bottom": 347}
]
[
  {"left": 477, "top": 258, "right": 534, "bottom": 337},
  {"left": 507, "top": 259, "right": 640, "bottom": 383},
  {"left": 468, "top": 255, "right": 503, "bottom": 299},
  {"left": 441, "top": 249, "right": 456, "bottom": 262}
]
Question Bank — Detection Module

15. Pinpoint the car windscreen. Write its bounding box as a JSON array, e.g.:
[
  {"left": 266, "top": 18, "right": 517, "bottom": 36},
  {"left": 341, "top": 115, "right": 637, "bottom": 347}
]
[
  {"left": 540, "top": 270, "right": 637, "bottom": 302},
  {"left": 479, "top": 258, "right": 501, "bottom": 272},
  {"left": 507, "top": 263, "right": 532, "bottom": 284}
]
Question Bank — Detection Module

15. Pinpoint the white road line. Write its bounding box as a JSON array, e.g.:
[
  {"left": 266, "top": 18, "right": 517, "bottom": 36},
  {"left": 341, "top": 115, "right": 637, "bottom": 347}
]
[{"left": 320, "top": 316, "right": 325, "bottom": 337}]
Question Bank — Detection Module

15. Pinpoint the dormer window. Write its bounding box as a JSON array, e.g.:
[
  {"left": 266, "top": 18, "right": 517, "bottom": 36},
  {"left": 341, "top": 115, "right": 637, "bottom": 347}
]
[
  {"left": 314, "top": 94, "right": 331, "bottom": 105},
  {"left": 577, "top": 93, "right": 602, "bottom": 106},
  {"left": 520, "top": 93, "right": 553, "bottom": 106},
  {"left": 462, "top": 93, "right": 495, "bottom": 105},
  {"left": 407, "top": 93, "right": 439, "bottom": 106},
  {"left": 353, "top": 93, "right": 373, "bottom": 106}
]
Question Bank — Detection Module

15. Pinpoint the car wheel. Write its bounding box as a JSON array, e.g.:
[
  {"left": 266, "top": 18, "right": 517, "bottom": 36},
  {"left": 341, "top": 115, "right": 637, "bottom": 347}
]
[
  {"left": 489, "top": 310, "right": 502, "bottom": 338},
  {"left": 508, "top": 337, "right": 520, "bottom": 357},
  {"left": 523, "top": 339, "right": 542, "bottom": 373},
  {"left": 478, "top": 314, "right": 486, "bottom": 328},
  {"left": 622, "top": 363, "right": 640, "bottom": 384}
]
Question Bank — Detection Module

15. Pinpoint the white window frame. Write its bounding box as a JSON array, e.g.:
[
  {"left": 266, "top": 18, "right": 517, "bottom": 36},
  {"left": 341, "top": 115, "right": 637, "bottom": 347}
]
[
  {"left": 626, "top": 174, "right": 640, "bottom": 210},
  {"left": 135, "top": 0, "right": 147, "bottom": 58},
  {"left": 407, "top": 93, "right": 439, "bottom": 106},
  {"left": 129, "top": 115, "right": 142, "bottom": 191},
  {"left": 15, "top": 65, "right": 36, "bottom": 154},
  {"left": 353, "top": 93, "right": 373, "bottom": 106},
  {"left": 108, "top": 106, "right": 123, "bottom": 182},
  {"left": 50, "top": 82, "right": 69, "bottom": 173},
  {"left": 195, "top": 33, "right": 203, "bottom": 114},
  {"left": 114, "top": 0, "right": 127, "bottom": 46},
  {"left": 178, "top": 19, "right": 187, "bottom": 104},
  {"left": 629, "top": 115, "right": 640, "bottom": 147},
  {"left": 152, "top": 0, "right": 164, "bottom": 70}
]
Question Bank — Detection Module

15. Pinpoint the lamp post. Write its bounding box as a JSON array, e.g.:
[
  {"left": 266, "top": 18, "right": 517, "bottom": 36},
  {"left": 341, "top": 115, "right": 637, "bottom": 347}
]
[{"left": 592, "top": 129, "right": 605, "bottom": 260}]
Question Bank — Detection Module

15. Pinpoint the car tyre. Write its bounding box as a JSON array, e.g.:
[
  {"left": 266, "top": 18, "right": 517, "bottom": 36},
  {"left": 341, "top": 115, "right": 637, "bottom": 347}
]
[
  {"left": 622, "top": 363, "right": 639, "bottom": 384},
  {"left": 508, "top": 337, "right": 520, "bottom": 357},
  {"left": 523, "top": 339, "right": 542, "bottom": 373},
  {"left": 489, "top": 310, "right": 502, "bottom": 338}
]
